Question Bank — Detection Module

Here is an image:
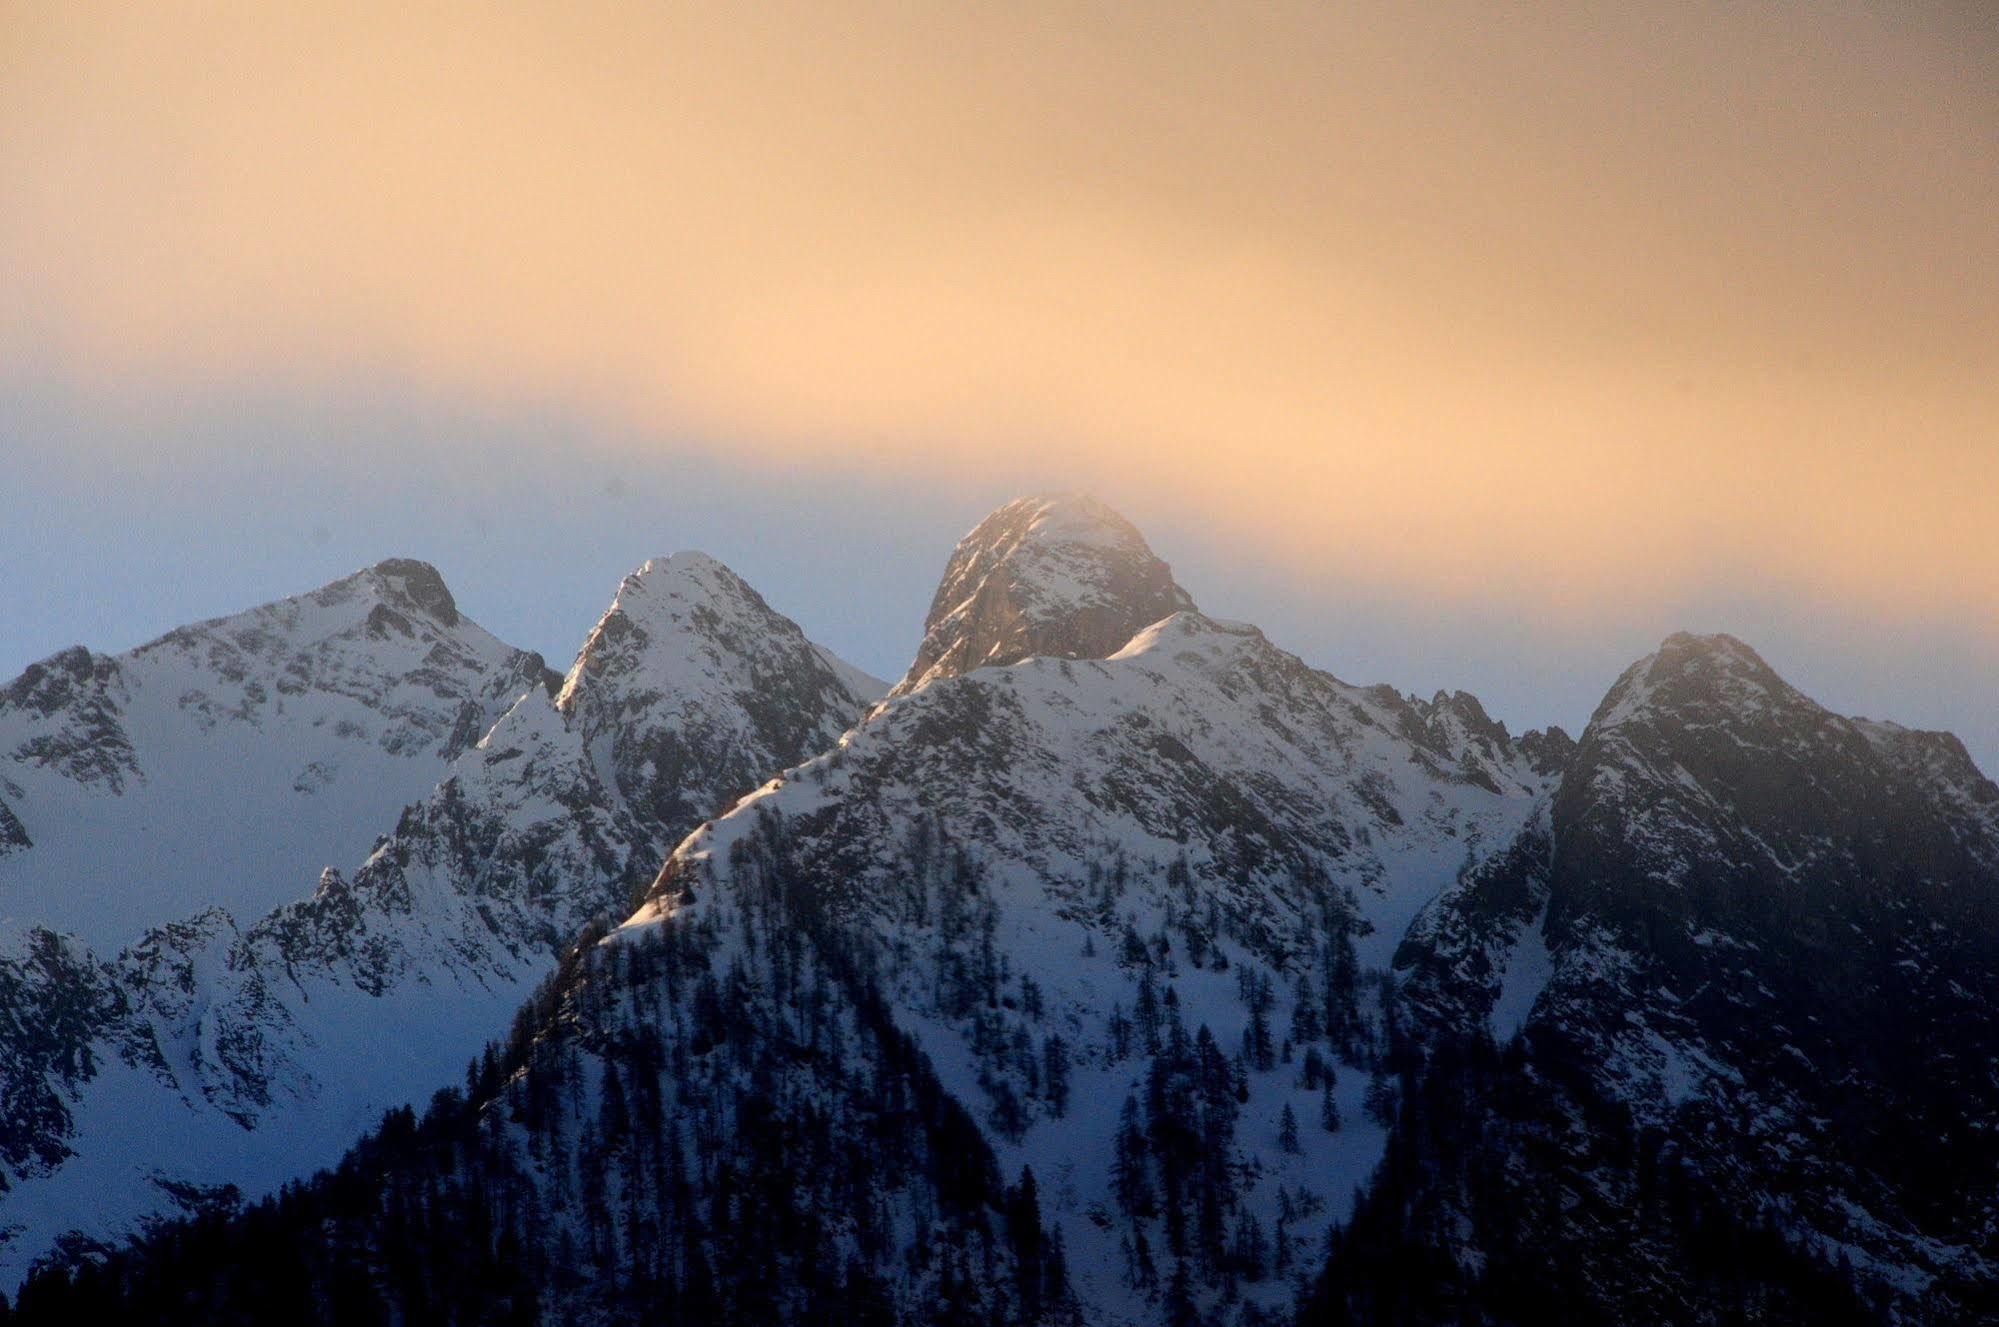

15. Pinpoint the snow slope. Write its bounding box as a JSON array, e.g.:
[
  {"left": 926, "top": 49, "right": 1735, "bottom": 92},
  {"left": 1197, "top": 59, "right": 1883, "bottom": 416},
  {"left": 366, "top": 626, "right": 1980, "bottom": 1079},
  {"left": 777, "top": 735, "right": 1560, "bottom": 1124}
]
[
  {"left": 613, "top": 501, "right": 1564, "bottom": 1323},
  {"left": 0, "top": 559, "right": 555, "bottom": 948},
  {"left": 0, "top": 553, "right": 881, "bottom": 1286}
]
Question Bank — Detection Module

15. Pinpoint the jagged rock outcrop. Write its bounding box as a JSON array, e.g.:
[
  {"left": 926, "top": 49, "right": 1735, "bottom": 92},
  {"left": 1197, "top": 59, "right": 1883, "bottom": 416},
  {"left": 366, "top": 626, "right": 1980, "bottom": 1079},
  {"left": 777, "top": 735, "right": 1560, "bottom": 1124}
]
[
  {"left": 892, "top": 494, "right": 1197, "bottom": 695},
  {"left": 0, "top": 798, "right": 28, "bottom": 856}
]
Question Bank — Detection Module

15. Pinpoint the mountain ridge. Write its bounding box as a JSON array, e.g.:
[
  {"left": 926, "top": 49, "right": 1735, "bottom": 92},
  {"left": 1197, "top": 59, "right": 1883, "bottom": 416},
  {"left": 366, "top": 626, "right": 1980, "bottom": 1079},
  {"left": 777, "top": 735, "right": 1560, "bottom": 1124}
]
[
  {"left": 0, "top": 558, "right": 554, "bottom": 948},
  {"left": 0, "top": 550, "right": 882, "bottom": 1288},
  {"left": 1354, "top": 628, "right": 1999, "bottom": 1323},
  {"left": 2, "top": 503, "right": 1996, "bottom": 1326}
]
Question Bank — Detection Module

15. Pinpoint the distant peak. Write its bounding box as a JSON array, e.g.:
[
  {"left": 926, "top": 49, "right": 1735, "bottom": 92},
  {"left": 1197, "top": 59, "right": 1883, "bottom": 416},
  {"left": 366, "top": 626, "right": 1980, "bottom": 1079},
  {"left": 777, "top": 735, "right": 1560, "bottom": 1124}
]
[
  {"left": 628, "top": 550, "right": 737, "bottom": 587},
  {"left": 1587, "top": 630, "right": 1799, "bottom": 738},
  {"left": 1654, "top": 630, "right": 1765, "bottom": 667},
  {"left": 951, "top": 496, "right": 1169, "bottom": 570},
  {"left": 1641, "top": 631, "right": 1790, "bottom": 693},
  {"left": 557, "top": 552, "right": 787, "bottom": 711},
  {"left": 660, "top": 549, "right": 727, "bottom": 572},
  {"left": 997, "top": 492, "right": 1142, "bottom": 541},
  {"left": 893, "top": 494, "right": 1196, "bottom": 694},
  {"left": 611, "top": 551, "right": 763, "bottom": 617},
  {"left": 361, "top": 558, "right": 458, "bottom": 626}
]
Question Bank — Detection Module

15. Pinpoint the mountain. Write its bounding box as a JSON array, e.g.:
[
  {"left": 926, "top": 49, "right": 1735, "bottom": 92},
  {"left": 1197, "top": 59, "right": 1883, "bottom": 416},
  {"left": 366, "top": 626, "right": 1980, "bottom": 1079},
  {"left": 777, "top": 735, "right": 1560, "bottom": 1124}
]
[
  {"left": 634, "top": 603, "right": 1565, "bottom": 1323},
  {"left": 11, "top": 503, "right": 1997, "bottom": 1327},
  {"left": 1317, "top": 632, "right": 1999, "bottom": 1324},
  {"left": 0, "top": 496, "right": 1567, "bottom": 1324},
  {"left": 0, "top": 553, "right": 881, "bottom": 1288},
  {"left": 0, "top": 559, "right": 556, "bottom": 948},
  {"left": 244, "top": 551, "right": 887, "bottom": 990}
]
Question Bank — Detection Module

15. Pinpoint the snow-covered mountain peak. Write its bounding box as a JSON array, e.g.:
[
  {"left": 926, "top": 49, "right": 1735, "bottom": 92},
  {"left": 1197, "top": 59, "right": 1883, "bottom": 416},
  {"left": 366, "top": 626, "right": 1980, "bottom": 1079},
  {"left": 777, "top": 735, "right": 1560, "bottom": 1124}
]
[
  {"left": 1566, "top": 634, "right": 1865, "bottom": 870},
  {"left": 652, "top": 592, "right": 1556, "bottom": 969},
  {"left": 628, "top": 575, "right": 1559, "bottom": 1322},
  {"left": 513, "top": 553, "right": 885, "bottom": 848},
  {"left": 237, "top": 556, "right": 469, "bottom": 641},
  {"left": 0, "top": 564, "right": 552, "bottom": 949},
  {"left": 1549, "top": 630, "right": 1999, "bottom": 923},
  {"left": 0, "top": 551, "right": 891, "bottom": 1283},
  {"left": 554, "top": 551, "right": 879, "bottom": 720},
  {"left": 892, "top": 494, "right": 1197, "bottom": 695},
  {"left": 1650, "top": 629, "right": 1780, "bottom": 683},
  {"left": 619, "top": 549, "right": 736, "bottom": 597},
  {"left": 1380, "top": 630, "right": 1999, "bottom": 1322}
]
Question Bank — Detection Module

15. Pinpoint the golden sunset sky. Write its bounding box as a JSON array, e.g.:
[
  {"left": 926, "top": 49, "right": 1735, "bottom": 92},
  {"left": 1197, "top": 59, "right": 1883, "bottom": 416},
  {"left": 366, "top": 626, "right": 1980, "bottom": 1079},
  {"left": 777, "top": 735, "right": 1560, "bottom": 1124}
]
[{"left": 2, "top": 2, "right": 1994, "bottom": 759}]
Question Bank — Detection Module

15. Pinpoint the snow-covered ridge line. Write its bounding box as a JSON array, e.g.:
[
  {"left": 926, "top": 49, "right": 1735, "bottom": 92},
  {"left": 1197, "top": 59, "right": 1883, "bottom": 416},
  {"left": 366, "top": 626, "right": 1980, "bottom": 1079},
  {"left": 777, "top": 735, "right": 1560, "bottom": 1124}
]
[
  {"left": 10, "top": 495, "right": 1999, "bottom": 1323},
  {"left": 0, "top": 549, "right": 881, "bottom": 1288},
  {"left": 630, "top": 588, "right": 1561, "bottom": 1322},
  {"left": 0, "top": 558, "right": 555, "bottom": 949}
]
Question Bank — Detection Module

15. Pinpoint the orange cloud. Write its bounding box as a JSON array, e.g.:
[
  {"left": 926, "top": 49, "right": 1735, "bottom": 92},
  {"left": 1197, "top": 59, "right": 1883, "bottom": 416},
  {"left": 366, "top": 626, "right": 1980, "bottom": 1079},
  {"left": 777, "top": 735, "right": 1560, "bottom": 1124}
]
[{"left": 4, "top": 1, "right": 1994, "bottom": 624}]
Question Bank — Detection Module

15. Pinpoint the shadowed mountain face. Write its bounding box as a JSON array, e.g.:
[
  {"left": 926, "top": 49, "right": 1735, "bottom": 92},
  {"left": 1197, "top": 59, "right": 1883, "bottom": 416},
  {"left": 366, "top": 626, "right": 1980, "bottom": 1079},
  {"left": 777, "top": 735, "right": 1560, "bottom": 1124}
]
[
  {"left": 1553, "top": 632, "right": 1999, "bottom": 947},
  {"left": 1345, "top": 633, "right": 1999, "bottom": 1325},
  {"left": 4, "top": 504, "right": 1997, "bottom": 1327}
]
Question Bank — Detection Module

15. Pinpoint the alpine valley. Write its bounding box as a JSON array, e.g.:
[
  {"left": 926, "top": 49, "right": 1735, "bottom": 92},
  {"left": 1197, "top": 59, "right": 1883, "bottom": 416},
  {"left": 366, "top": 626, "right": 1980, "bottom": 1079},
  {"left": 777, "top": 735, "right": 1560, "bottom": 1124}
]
[{"left": 1, "top": 497, "right": 1993, "bottom": 1327}]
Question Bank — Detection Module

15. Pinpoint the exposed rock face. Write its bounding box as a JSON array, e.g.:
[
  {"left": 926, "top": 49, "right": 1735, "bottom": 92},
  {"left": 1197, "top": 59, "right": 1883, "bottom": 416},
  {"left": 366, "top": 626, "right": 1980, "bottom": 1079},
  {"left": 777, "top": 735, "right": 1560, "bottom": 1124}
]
[
  {"left": 0, "top": 646, "right": 137, "bottom": 794},
  {"left": 892, "top": 494, "right": 1197, "bottom": 695},
  {"left": 366, "top": 557, "right": 463, "bottom": 627},
  {"left": 0, "top": 799, "right": 29, "bottom": 856}
]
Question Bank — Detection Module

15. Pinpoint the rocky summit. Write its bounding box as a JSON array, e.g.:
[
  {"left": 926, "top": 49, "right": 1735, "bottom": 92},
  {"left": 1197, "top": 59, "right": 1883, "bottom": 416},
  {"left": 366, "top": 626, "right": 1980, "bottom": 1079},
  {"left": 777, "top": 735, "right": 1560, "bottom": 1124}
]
[{"left": 893, "top": 494, "right": 1197, "bottom": 695}]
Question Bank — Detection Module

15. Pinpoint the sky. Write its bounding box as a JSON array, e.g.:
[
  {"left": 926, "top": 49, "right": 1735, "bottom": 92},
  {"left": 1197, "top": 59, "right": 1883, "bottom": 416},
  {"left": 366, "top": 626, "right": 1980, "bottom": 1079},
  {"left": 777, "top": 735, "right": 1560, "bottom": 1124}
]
[{"left": 2, "top": 2, "right": 1995, "bottom": 771}]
